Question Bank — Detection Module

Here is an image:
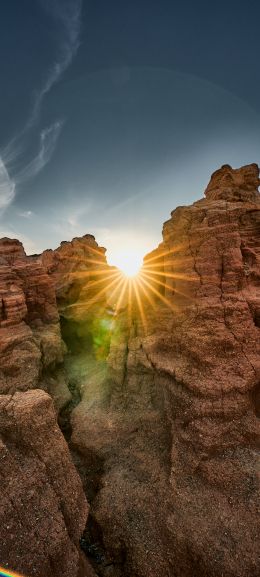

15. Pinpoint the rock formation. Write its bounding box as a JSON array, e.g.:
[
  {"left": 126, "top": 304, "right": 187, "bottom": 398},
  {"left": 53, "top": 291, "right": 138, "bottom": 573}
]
[
  {"left": 0, "top": 389, "right": 95, "bottom": 577},
  {"left": 0, "top": 163, "right": 259, "bottom": 577},
  {"left": 40, "top": 234, "right": 108, "bottom": 308},
  {"left": 39, "top": 234, "right": 113, "bottom": 355},
  {"left": 0, "top": 239, "right": 97, "bottom": 577},
  {"left": 68, "top": 163, "right": 260, "bottom": 577},
  {"left": 138, "top": 162, "right": 260, "bottom": 577},
  {"left": 0, "top": 238, "right": 64, "bottom": 396},
  {"left": 205, "top": 162, "right": 260, "bottom": 202}
]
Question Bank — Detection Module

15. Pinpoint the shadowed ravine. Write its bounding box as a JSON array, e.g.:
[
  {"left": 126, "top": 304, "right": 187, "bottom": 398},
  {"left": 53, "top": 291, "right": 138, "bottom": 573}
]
[
  {"left": 59, "top": 313, "right": 173, "bottom": 577},
  {"left": 0, "top": 164, "right": 259, "bottom": 577}
]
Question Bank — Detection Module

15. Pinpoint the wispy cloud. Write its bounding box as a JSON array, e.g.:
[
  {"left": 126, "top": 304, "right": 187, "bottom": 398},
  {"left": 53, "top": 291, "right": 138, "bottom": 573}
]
[
  {"left": 0, "top": 157, "right": 16, "bottom": 212},
  {"left": 30, "top": 0, "right": 82, "bottom": 127},
  {"left": 0, "top": 0, "right": 82, "bottom": 217},
  {"left": 0, "top": 122, "right": 63, "bottom": 214},
  {"left": 16, "top": 121, "right": 63, "bottom": 183}
]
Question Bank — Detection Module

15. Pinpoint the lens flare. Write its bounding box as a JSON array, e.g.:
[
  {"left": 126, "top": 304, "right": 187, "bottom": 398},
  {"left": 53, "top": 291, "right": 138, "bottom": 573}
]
[{"left": 0, "top": 567, "right": 26, "bottom": 577}]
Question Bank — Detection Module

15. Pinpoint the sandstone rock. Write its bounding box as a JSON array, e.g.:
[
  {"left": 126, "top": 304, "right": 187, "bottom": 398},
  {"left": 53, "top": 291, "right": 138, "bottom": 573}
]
[
  {"left": 39, "top": 234, "right": 114, "bottom": 357},
  {"left": 0, "top": 390, "right": 95, "bottom": 577},
  {"left": 70, "top": 164, "right": 260, "bottom": 577},
  {"left": 141, "top": 163, "right": 260, "bottom": 576},
  {"left": 0, "top": 237, "right": 26, "bottom": 263},
  {"left": 1, "top": 164, "right": 259, "bottom": 577},
  {"left": 40, "top": 234, "right": 108, "bottom": 311},
  {"left": 205, "top": 162, "right": 260, "bottom": 202},
  {"left": 0, "top": 238, "right": 64, "bottom": 395}
]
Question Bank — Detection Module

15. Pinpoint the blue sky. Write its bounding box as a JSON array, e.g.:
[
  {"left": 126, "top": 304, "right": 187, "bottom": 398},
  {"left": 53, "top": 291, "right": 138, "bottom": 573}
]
[{"left": 0, "top": 0, "right": 259, "bottom": 266}]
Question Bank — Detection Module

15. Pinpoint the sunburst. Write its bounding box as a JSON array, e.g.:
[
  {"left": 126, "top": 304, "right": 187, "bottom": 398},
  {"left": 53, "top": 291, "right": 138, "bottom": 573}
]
[{"left": 61, "top": 243, "right": 193, "bottom": 336}]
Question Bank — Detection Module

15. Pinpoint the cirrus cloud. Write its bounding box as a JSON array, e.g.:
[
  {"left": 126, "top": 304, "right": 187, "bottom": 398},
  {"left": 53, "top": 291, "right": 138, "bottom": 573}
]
[
  {"left": 0, "top": 0, "right": 82, "bottom": 217},
  {"left": 0, "top": 157, "right": 15, "bottom": 212}
]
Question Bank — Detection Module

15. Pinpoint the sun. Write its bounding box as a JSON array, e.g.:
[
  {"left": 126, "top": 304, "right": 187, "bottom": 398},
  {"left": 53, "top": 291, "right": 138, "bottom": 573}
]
[
  {"left": 119, "top": 264, "right": 140, "bottom": 278},
  {"left": 109, "top": 249, "right": 143, "bottom": 278}
]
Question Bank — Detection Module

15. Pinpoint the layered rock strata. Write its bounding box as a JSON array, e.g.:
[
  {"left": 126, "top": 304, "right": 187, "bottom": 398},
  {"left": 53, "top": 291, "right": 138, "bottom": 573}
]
[{"left": 0, "top": 238, "right": 64, "bottom": 395}]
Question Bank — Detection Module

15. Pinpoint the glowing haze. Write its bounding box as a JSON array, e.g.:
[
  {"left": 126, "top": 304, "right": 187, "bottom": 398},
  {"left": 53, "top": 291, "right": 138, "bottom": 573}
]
[
  {"left": 98, "top": 230, "right": 154, "bottom": 277},
  {"left": 109, "top": 249, "right": 142, "bottom": 277}
]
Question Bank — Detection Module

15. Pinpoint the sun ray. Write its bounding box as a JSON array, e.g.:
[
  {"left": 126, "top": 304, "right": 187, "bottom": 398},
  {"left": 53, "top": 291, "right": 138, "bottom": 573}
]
[
  {"left": 141, "top": 270, "right": 174, "bottom": 293},
  {"left": 58, "top": 240, "right": 195, "bottom": 332},
  {"left": 113, "top": 277, "right": 128, "bottom": 314},
  {"left": 100, "top": 273, "right": 129, "bottom": 320},
  {"left": 83, "top": 271, "right": 121, "bottom": 290},
  {"left": 55, "top": 268, "right": 119, "bottom": 293},
  {"left": 62, "top": 269, "right": 120, "bottom": 286},
  {"left": 140, "top": 270, "right": 193, "bottom": 301},
  {"left": 138, "top": 274, "right": 177, "bottom": 312},
  {"left": 52, "top": 254, "right": 107, "bottom": 268},
  {"left": 143, "top": 257, "right": 193, "bottom": 269},
  {"left": 65, "top": 271, "right": 123, "bottom": 311},
  {"left": 143, "top": 243, "right": 190, "bottom": 264},
  {"left": 142, "top": 267, "right": 197, "bottom": 282},
  {"left": 87, "top": 267, "right": 118, "bottom": 276},
  {"left": 91, "top": 274, "right": 126, "bottom": 311},
  {"left": 88, "top": 276, "right": 128, "bottom": 346},
  {"left": 132, "top": 278, "right": 148, "bottom": 333},
  {"left": 127, "top": 277, "right": 134, "bottom": 327},
  {"left": 135, "top": 276, "right": 157, "bottom": 310},
  {"left": 56, "top": 269, "right": 121, "bottom": 300}
]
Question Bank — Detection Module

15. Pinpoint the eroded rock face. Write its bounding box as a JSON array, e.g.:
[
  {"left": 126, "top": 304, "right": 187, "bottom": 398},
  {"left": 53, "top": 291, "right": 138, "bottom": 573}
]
[
  {"left": 205, "top": 162, "right": 260, "bottom": 202},
  {"left": 70, "top": 164, "right": 260, "bottom": 577},
  {"left": 0, "top": 389, "right": 95, "bottom": 577},
  {"left": 139, "top": 163, "right": 260, "bottom": 577},
  {"left": 0, "top": 238, "right": 64, "bottom": 395},
  {"left": 39, "top": 235, "right": 113, "bottom": 357},
  {"left": 0, "top": 240, "right": 96, "bottom": 577},
  {"left": 40, "top": 234, "right": 108, "bottom": 309}
]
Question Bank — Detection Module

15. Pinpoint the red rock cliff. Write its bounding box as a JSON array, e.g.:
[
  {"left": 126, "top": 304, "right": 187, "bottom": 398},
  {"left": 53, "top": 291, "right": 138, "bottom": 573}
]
[
  {"left": 0, "top": 238, "right": 64, "bottom": 395},
  {"left": 70, "top": 163, "right": 260, "bottom": 577},
  {"left": 40, "top": 234, "right": 109, "bottom": 310},
  {"left": 139, "top": 162, "right": 260, "bottom": 576},
  {"left": 0, "top": 239, "right": 97, "bottom": 577}
]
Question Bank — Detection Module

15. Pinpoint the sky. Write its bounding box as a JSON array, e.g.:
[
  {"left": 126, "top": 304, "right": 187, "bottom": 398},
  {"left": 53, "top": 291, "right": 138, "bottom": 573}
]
[{"left": 0, "top": 0, "right": 260, "bottom": 269}]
